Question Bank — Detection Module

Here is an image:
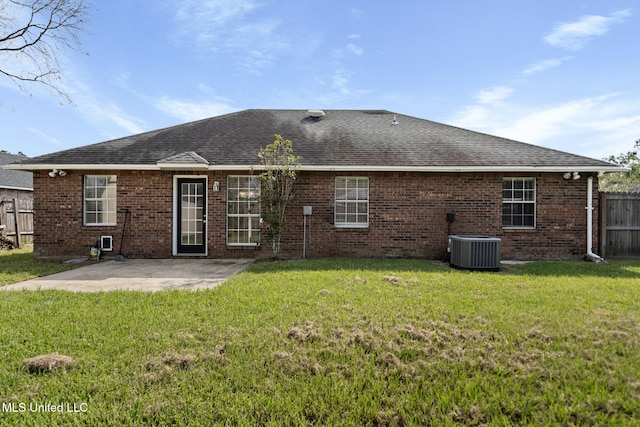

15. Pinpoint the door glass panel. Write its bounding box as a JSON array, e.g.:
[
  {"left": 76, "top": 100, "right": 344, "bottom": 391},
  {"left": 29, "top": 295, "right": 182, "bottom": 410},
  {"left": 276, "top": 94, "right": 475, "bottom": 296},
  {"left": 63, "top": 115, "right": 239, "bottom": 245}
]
[{"left": 181, "top": 182, "right": 204, "bottom": 246}]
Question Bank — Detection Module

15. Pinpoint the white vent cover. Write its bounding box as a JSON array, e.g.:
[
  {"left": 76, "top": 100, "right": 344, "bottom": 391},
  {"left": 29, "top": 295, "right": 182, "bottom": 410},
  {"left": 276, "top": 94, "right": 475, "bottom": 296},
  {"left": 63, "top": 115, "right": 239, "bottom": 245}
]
[
  {"left": 101, "top": 235, "right": 114, "bottom": 252},
  {"left": 306, "top": 109, "right": 325, "bottom": 118}
]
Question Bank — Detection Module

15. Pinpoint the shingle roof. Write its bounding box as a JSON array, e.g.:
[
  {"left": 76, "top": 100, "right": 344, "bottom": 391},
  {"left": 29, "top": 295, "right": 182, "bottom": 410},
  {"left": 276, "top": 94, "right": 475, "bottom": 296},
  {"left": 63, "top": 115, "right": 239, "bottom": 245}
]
[
  {"left": 158, "top": 152, "right": 209, "bottom": 164},
  {"left": 6, "top": 109, "right": 621, "bottom": 172},
  {"left": 0, "top": 152, "right": 32, "bottom": 190}
]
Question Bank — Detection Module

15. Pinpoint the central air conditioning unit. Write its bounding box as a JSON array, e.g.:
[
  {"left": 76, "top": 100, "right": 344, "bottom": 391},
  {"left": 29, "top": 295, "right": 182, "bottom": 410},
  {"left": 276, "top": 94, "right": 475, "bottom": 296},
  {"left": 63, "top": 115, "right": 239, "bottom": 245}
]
[{"left": 448, "top": 235, "right": 501, "bottom": 271}]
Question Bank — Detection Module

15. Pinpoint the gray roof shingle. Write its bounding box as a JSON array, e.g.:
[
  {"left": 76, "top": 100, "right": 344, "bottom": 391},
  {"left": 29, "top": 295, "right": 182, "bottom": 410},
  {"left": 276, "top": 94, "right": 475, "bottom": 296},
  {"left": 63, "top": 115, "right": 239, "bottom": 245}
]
[
  {"left": 7, "top": 109, "right": 620, "bottom": 171},
  {"left": 158, "top": 151, "right": 209, "bottom": 164},
  {"left": 0, "top": 152, "right": 33, "bottom": 190}
]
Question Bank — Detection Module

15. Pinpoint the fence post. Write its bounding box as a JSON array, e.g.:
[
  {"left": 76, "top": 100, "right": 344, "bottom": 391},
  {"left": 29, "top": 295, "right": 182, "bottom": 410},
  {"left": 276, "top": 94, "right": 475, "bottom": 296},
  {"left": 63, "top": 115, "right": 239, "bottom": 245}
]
[{"left": 12, "top": 198, "right": 21, "bottom": 248}]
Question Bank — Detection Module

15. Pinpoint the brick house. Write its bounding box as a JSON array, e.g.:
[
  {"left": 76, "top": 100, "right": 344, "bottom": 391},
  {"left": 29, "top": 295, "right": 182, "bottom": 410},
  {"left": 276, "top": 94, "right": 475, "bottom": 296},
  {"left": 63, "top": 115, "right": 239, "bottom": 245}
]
[{"left": 5, "top": 109, "right": 623, "bottom": 260}]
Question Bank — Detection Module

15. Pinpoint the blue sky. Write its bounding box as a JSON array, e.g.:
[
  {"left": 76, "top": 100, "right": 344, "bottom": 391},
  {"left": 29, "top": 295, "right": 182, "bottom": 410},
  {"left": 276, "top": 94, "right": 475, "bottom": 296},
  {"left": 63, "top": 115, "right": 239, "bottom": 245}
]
[{"left": 1, "top": 1, "right": 639, "bottom": 160}]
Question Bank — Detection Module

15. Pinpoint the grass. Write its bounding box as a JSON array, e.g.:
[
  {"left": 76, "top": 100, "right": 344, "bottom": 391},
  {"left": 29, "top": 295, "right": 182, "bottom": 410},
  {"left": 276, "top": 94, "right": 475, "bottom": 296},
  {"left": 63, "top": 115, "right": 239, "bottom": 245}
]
[
  {"left": 0, "top": 256, "right": 639, "bottom": 425},
  {"left": 0, "top": 247, "right": 74, "bottom": 286}
]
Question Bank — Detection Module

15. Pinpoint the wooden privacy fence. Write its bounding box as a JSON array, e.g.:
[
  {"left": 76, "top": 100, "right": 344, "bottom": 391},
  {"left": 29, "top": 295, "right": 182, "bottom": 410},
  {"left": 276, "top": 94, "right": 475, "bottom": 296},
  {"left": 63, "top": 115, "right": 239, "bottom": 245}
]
[
  {"left": 0, "top": 197, "right": 34, "bottom": 247},
  {"left": 600, "top": 192, "right": 640, "bottom": 258}
]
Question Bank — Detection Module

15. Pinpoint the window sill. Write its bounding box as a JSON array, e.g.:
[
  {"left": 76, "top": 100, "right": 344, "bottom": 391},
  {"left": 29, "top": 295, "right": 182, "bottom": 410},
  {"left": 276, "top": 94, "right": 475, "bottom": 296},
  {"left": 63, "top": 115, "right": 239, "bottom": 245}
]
[{"left": 503, "top": 227, "right": 536, "bottom": 232}]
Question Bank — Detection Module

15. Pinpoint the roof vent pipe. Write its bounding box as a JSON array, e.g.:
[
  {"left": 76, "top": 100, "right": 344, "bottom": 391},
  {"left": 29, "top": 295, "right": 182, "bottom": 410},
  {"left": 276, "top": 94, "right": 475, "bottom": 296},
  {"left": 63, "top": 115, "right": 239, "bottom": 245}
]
[{"left": 306, "top": 110, "right": 325, "bottom": 118}]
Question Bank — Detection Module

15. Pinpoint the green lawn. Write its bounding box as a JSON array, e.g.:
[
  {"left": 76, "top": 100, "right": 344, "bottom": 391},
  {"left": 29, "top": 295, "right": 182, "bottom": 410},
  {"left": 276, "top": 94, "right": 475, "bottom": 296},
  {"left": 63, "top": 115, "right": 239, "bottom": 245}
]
[
  {"left": 0, "top": 256, "right": 639, "bottom": 425},
  {"left": 0, "top": 247, "right": 74, "bottom": 286}
]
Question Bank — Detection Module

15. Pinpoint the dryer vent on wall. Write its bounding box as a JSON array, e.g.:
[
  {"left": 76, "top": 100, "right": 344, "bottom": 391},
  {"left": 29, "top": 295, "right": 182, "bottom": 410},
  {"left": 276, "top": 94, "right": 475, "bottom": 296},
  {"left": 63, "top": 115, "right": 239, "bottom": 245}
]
[{"left": 448, "top": 235, "right": 501, "bottom": 271}]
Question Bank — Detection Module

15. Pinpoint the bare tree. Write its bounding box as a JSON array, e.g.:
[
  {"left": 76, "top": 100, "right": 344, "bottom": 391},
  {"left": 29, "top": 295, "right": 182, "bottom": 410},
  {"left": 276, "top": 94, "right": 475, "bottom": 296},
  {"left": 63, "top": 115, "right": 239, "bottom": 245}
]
[{"left": 0, "top": 0, "right": 89, "bottom": 101}]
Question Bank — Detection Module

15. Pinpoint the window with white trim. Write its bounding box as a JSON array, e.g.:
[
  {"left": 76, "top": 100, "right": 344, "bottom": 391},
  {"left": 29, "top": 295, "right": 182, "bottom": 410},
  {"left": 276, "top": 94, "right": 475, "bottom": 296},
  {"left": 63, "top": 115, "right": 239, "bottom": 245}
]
[
  {"left": 84, "top": 175, "right": 117, "bottom": 226},
  {"left": 335, "top": 177, "right": 369, "bottom": 228},
  {"left": 502, "top": 178, "right": 536, "bottom": 228},
  {"left": 227, "top": 176, "right": 261, "bottom": 245}
]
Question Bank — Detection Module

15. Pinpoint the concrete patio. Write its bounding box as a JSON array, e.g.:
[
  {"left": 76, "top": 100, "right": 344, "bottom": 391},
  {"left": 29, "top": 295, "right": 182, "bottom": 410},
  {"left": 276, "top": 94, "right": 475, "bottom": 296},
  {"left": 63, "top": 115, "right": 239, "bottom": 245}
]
[{"left": 1, "top": 258, "right": 254, "bottom": 292}]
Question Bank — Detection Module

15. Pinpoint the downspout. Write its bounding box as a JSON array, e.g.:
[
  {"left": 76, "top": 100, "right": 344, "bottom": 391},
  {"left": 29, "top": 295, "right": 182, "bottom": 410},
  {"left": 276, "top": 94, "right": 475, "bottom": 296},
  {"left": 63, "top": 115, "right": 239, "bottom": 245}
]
[{"left": 586, "top": 176, "right": 605, "bottom": 263}]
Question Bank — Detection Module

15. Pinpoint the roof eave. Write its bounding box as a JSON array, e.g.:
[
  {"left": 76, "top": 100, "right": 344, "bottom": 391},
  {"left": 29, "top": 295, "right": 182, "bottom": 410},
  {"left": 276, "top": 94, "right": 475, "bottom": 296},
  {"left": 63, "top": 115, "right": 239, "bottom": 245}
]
[
  {"left": 210, "top": 164, "right": 629, "bottom": 174},
  {"left": 157, "top": 163, "right": 209, "bottom": 170},
  {"left": 4, "top": 163, "right": 627, "bottom": 174},
  {"left": 0, "top": 185, "right": 33, "bottom": 191},
  {"left": 4, "top": 164, "right": 160, "bottom": 171}
]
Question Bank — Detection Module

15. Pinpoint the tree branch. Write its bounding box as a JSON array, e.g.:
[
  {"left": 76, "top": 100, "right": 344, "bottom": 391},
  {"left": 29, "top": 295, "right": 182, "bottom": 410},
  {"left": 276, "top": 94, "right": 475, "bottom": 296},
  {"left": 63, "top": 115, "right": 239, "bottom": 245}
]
[{"left": 0, "top": 0, "right": 89, "bottom": 101}]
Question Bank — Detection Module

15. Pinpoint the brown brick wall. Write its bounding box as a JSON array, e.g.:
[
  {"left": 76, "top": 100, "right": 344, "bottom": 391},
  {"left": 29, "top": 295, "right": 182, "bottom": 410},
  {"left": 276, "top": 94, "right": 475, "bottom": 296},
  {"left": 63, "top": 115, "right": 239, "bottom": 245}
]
[{"left": 32, "top": 170, "right": 598, "bottom": 260}]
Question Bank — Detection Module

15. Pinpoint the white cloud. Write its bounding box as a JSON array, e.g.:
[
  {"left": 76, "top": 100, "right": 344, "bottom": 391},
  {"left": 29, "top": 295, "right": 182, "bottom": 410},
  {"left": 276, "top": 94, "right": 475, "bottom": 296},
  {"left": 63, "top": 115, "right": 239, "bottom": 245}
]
[
  {"left": 333, "top": 41, "right": 365, "bottom": 59},
  {"left": 109, "top": 69, "right": 133, "bottom": 89},
  {"left": 453, "top": 86, "right": 514, "bottom": 128},
  {"left": 475, "top": 86, "right": 514, "bottom": 105},
  {"left": 544, "top": 9, "right": 632, "bottom": 51},
  {"left": 452, "top": 104, "right": 493, "bottom": 130},
  {"left": 232, "top": 20, "right": 291, "bottom": 74},
  {"left": 155, "top": 97, "right": 237, "bottom": 122},
  {"left": 346, "top": 44, "right": 363, "bottom": 56},
  {"left": 349, "top": 8, "right": 366, "bottom": 20},
  {"left": 173, "top": 0, "right": 260, "bottom": 32},
  {"left": 332, "top": 70, "right": 350, "bottom": 95},
  {"left": 312, "top": 69, "right": 370, "bottom": 105},
  {"left": 27, "top": 127, "right": 61, "bottom": 147},
  {"left": 167, "top": 0, "right": 290, "bottom": 74},
  {"left": 494, "top": 95, "right": 616, "bottom": 143},
  {"left": 522, "top": 57, "right": 571, "bottom": 75},
  {"left": 0, "top": 47, "right": 148, "bottom": 140},
  {"left": 86, "top": 101, "right": 148, "bottom": 136},
  {"left": 449, "top": 9, "right": 636, "bottom": 158},
  {"left": 451, "top": 92, "right": 640, "bottom": 159},
  {"left": 232, "top": 20, "right": 283, "bottom": 45},
  {"left": 450, "top": 86, "right": 513, "bottom": 130},
  {"left": 60, "top": 77, "right": 148, "bottom": 137}
]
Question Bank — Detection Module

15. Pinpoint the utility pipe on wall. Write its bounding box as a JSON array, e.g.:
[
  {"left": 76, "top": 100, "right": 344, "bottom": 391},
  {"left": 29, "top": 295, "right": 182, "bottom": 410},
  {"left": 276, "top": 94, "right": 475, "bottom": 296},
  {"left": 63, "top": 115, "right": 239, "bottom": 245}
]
[
  {"left": 586, "top": 176, "right": 605, "bottom": 263},
  {"left": 302, "top": 206, "right": 313, "bottom": 259}
]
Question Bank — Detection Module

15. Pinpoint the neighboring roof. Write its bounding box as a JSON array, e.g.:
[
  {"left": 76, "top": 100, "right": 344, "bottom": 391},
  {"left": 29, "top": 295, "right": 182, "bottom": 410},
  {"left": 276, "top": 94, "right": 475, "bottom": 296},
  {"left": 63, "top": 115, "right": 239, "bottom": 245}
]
[
  {"left": 5, "top": 109, "right": 623, "bottom": 173},
  {"left": 0, "top": 152, "right": 32, "bottom": 190}
]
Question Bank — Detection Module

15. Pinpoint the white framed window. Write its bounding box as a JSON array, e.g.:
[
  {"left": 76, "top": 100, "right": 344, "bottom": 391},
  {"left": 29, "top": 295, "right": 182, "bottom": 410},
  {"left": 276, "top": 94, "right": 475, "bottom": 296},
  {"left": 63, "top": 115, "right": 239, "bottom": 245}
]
[
  {"left": 84, "top": 175, "right": 117, "bottom": 226},
  {"left": 335, "top": 177, "right": 369, "bottom": 228},
  {"left": 502, "top": 178, "right": 536, "bottom": 228},
  {"left": 227, "top": 176, "right": 261, "bottom": 245}
]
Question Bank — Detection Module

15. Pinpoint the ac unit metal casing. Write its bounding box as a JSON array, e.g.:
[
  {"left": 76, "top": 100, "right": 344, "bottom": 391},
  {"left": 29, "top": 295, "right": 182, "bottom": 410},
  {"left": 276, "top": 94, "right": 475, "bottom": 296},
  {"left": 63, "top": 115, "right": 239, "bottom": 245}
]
[{"left": 448, "top": 235, "right": 501, "bottom": 271}]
